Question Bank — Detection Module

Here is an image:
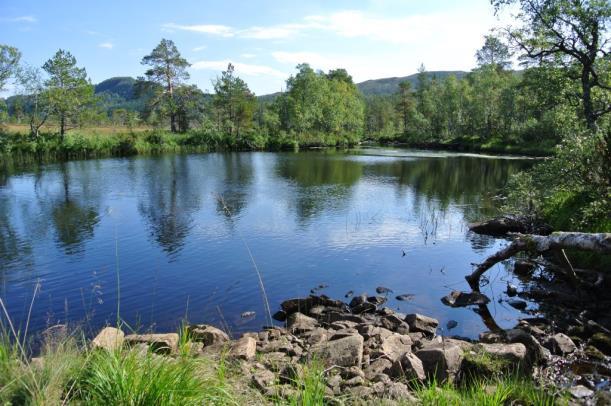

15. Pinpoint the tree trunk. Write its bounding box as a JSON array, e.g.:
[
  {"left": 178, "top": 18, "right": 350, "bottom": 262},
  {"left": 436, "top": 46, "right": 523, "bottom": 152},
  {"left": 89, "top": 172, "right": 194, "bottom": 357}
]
[
  {"left": 581, "top": 66, "right": 596, "bottom": 131},
  {"left": 466, "top": 232, "right": 611, "bottom": 291},
  {"left": 60, "top": 114, "right": 65, "bottom": 139}
]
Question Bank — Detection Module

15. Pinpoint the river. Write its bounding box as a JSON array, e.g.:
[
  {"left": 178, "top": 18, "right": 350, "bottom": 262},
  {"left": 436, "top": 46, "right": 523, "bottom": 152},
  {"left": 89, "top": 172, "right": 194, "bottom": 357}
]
[{"left": 0, "top": 147, "right": 535, "bottom": 339}]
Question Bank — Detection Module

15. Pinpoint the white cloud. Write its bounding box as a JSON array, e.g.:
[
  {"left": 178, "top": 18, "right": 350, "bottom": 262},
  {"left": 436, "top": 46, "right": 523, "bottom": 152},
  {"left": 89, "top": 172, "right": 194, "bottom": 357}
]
[
  {"left": 272, "top": 51, "right": 336, "bottom": 69},
  {"left": 98, "top": 42, "right": 114, "bottom": 49},
  {"left": 192, "top": 45, "right": 207, "bottom": 52},
  {"left": 191, "top": 60, "right": 287, "bottom": 79},
  {"left": 1, "top": 15, "right": 37, "bottom": 23},
  {"left": 162, "top": 23, "right": 234, "bottom": 37},
  {"left": 241, "top": 53, "right": 256, "bottom": 59}
]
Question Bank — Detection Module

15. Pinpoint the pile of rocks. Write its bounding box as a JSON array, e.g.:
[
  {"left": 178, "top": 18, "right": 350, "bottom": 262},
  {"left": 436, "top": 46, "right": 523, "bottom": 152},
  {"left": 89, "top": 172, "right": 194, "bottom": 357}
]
[{"left": 90, "top": 293, "right": 553, "bottom": 402}]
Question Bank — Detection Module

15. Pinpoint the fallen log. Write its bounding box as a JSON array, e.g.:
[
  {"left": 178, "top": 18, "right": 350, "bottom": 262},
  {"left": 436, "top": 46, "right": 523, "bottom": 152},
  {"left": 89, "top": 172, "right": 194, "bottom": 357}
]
[{"left": 466, "top": 232, "right": 611, "bottom": 291}]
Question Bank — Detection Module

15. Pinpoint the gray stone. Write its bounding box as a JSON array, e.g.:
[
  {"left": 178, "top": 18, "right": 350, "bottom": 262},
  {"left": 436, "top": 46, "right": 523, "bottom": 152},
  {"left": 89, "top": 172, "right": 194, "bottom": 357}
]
[
  {"left": 188, "top": 324, "right": 230, "bottom": 346},
  {"left": 405, "top": 313, "right": 439, "bottom": 335},
  {"left": 287, "top": 312, "right": 318, "bottom": 333},
  {"left": 545, "top": 333, "right": 576, "bottom": 355},
  {"left": 385, "top": 382, "right": 416, "bottom": 402},
  {"left": 378, "top": 333, "right": 412, "bottom": 361},
  {"left": 252, "top": 368, "right": 276, "bottom": 392},
  {"left": 364, "top": 358, "right": 393, "bottom": 380},
  {"left": 569, "top": 385, "right": 594, "bottom": 399},
  {"left": 391, "top": 352, "right": 426, "bottom": 381},
  {"left": 415, "top": 343, "right": 463, "bottom": 383},
  {"left": 342, "top": 376, "right": 365, "bottom": 387},
  {"left": 441, "top": 290, "right": 490, "bottom": 307},
  {"left": 505, "top": 328, "right": 547, "bottom": 363},
  {"left": 92, "top": 327, "right": 124, "bottom": 351},
  {"left": 124, "top": 333, "right": 179, "bottom": 355},
  {"left": 310, "top": 335, "right": 364, "bottom": 367},
  {"left": 229, "top": 336, "right": 257, "bottom": 360},
  {"left": 480, "top": 343, "right": 528, "bottom": 366},
  {"left": 302, "top": 327, "right": 329, "bottom": 345}
]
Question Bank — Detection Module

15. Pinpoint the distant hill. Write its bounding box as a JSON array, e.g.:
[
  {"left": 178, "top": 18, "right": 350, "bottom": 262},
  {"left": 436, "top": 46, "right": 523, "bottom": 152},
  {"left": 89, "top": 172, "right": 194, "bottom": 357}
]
[
  {"left": 256, "top": 71, "right": 471, "bottom": 102},
  {"left": 356, "top": 71, "right": 469, "bottom": 96},
  {"left": 95, "top": 77, "right": 137, "bottom": 99}
]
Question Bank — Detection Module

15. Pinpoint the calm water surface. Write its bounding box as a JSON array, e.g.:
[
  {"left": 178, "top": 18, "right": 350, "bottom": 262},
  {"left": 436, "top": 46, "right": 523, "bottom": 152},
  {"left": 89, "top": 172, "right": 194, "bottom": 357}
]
[{"left": 0, "top": 148, "right": 535, "bottom": 338}]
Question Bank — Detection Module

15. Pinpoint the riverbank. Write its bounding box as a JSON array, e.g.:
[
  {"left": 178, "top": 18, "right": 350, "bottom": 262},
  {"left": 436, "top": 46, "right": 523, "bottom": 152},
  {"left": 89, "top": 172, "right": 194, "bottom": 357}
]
[
  {"left": 375, "top": 136, "right": 556, "bottom": 157},
  {"left": 0, "top": 128, "right": 556, "bottom": 163},
  {"left": 3, "top": 293, "right": 609, "bottom": 405}
]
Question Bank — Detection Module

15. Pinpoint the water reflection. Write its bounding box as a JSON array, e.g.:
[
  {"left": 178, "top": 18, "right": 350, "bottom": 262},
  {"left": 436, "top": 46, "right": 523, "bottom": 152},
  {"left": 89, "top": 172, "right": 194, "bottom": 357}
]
[{"left": 138, "top": 156, "right": 203, "bottom": 257}]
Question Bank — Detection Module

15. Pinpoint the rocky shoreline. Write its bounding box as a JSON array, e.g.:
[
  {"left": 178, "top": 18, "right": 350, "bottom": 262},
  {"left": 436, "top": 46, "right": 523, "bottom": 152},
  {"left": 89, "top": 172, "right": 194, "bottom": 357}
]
[{"left": 84, "top": 293, "right": 610, "bottom": 404}]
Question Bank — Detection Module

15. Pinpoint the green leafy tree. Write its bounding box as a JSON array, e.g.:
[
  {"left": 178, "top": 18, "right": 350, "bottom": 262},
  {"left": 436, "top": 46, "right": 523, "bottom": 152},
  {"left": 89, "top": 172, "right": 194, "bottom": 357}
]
[
  {"left": 492, "top": 0, "right": 611, "bottom": 130},
  {"left": 0, "top": 45, "right": 21, "bottom": 92},
  {"left": 17, "top": 65, "right": 50, "bottom": 138},
  {"left": 43, "top": 50, "right": 95, "bottom": 138},
  {"left": 141, "top": 39, "right": 191, "bottom": 132},
  {"left": 213, "top": 63, "right": 256, "bottom": 138}
]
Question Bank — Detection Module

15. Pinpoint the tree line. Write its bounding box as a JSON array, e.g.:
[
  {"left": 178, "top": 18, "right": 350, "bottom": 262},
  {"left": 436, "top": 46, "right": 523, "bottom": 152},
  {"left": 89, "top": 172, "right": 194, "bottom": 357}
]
[{"left": 0, "top": 0, "right": 609, "bottom": 153}]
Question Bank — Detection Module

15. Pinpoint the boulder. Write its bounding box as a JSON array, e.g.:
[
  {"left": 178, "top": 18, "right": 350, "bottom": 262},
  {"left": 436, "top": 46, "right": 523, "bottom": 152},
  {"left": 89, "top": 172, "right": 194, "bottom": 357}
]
[
  {"left": 380, "top": 314, "right": 410, "bottom": 334},
  {"left": 281, "top": 296, "right": 346, "bottom": 316},
  {"left": 188, "top": 324, "right": 230, "bottom": 346},
  {"left": 415, "top": 343, "right": 463, "bottom": 383},
  {"left": 287, "top": 312, "right": 318, "bottom": 333},
  {"left": 251, "top": 368, "right": 276, "bottom": 392},
  {"left": 378, "top": 333, "right": 412, "bottom": 361},
  {"left": 391, "top": 352, "right": 426, "bottom": 381},
  {"left": 124, "top": 333, "right": 179, "bottom": 355},
  {"left": 364, "top": 358, "right": 393, "bottom": 380},
  {"left": 92, "top": 327, "right": 124, "bottom": 351},
  {"left": 301, "top": 327, "right": 329, "bottom": 346},
  {"left": 481, "top": 343, "right": 527, "bottom": 362},
  {"left": 405, "top": 314, "right": 439, "bottom": 336},
  {"left": 229, "top": 336, "right": 257, "bottom": 360},
  {"left": 441, "top": 290, "right": 490, "bottom": 307},
  {"left": 310, "top": 335, "right": 364, "bottom": 367},
  {"left": 385, "top": 382, "right": 416, "bottom": 402},
  {"left": 504, "top": 328, "right": 547, "bottom": 364},
  {"left": 545, "top": 333, "right": 576, "bottom": 355}
]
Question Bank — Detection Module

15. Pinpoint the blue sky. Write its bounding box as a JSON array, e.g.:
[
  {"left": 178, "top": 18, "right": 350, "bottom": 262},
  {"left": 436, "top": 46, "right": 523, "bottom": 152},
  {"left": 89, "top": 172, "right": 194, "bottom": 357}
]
[{"left": 1, "top": 0, "right": 511, "bottom": 95}]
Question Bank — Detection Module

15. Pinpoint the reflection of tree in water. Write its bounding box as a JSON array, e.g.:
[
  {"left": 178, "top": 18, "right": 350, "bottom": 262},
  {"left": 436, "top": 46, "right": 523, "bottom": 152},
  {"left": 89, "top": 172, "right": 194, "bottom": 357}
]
[
  {"left": 0, "top": 197, "right": 33, "bottom": 279},
  {"left": 275, "top": 153, "right": 362, "bottom": 223},
  {"left": 215, "top": 153, "right": 254, "bottom": 222},
  {"left": 366, "top": 156, "right": 531, "bottom": 219},
  {"left": 51, "top": 163, "right": 100, "bottom": 255},
  {"left": 138, "top": 156, "right": 202, "bottom": 257}
]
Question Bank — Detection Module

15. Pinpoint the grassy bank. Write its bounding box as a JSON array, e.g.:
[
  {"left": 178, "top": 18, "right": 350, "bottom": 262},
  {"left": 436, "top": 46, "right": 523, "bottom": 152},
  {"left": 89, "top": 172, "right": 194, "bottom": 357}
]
[
  {"left": 375, "top": 135, "right": 556, "bottom": 157},
  {"left": 0, "top": 329, "right": 562, "bottom": 405},
  {"left": 0, "top": 128, "right": 366, "bottom": 162}
]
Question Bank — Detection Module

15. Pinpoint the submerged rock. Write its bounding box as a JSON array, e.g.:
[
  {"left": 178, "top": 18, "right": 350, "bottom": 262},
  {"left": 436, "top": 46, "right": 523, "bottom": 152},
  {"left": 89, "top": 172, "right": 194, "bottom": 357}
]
[
  {"left": 507, "top": 299, "right": 528, "bottom": 310},
  {"left": 395, "top": 294, "right": 415, "bottom": 301},
  {"left": 441, "top": 290, "right": 490, "bottom": 307},
  {"left": 376, "top": 286, "right": 393, "bottom": 294},
  {"left": 469, "top": 215, "right": 551, "bottom": 236}
]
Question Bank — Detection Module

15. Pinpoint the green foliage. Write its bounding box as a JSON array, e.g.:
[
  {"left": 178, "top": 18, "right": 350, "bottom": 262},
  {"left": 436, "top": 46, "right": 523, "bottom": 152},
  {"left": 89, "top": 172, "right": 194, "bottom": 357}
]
[
  {"left": 0, "top": 44, "right": 21, "bottom": 92},
  {"left": 75, "top": 348, "right": 206, "bottom": 405},
  {"left": 505, "top": 131, "right": 610, "bottom": 233},
  {"left": 413, "top": 376, "right": 559, "bottom": 406},
  {"left": 274, "top": 64, "right": 365, "bottom": 145}
]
